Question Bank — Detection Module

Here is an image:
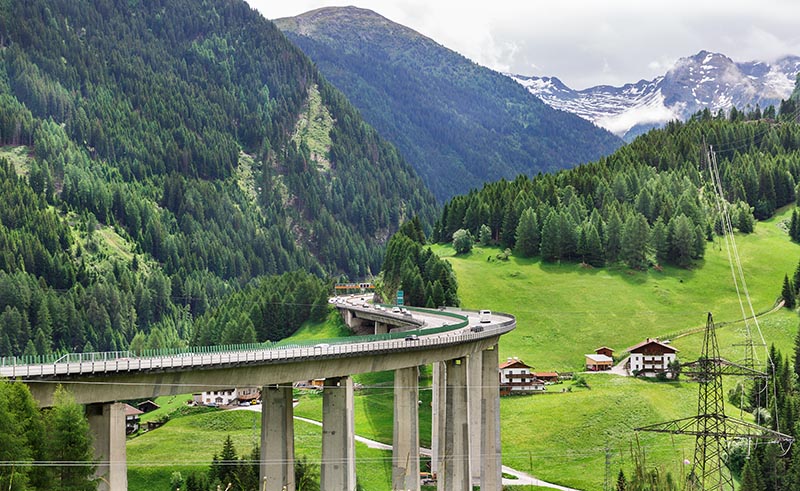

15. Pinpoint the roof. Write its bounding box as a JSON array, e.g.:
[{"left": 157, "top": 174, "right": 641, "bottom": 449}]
[
  {"left": 137, "top": 400, "right": 160, "bottom": 410},
  {"left": 123, "top": 404, "right": 143, "bottom": 416},
  {"left": 533, "top": 372, "right": 559, "bottom": 378},
  {"left": 626, "top": 338, "right": 678, "bottom": 354},
  {"left": 595, "top": 346, "right": 614, "bottom": 352},
  {"left": 499, "top": 359, "right": 531, "bottom": 370},
  {"left": 585, "top": 354, "right": 614, "bottom": 363}
]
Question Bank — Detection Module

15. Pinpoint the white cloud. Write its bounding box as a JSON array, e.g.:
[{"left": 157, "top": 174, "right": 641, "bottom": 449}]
[{"left": 248, "top": 0, "right": 800, "bottom": 90}]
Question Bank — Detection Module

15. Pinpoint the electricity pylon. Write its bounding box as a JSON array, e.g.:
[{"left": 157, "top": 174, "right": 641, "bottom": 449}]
[{"left": 636, "top": 313, "right": 793, "bottom": 491}]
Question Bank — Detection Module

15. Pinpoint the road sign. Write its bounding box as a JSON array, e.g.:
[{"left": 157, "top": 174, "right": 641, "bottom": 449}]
[{"left": 397, "top": 290, "right": 404, "bottom": 306}]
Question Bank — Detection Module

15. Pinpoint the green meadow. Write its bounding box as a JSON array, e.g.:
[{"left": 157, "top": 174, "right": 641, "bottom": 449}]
[{"left": 128, "top": 408, "right": 394, "bottom": 490}]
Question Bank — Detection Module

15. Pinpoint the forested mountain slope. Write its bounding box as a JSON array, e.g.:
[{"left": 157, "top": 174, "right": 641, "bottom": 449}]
[
  {"left": 275, "top": 7, "right": 624, "bottom": 202},
  {"left": 0, "top": 0, "right": 436, "bottom": 356}
]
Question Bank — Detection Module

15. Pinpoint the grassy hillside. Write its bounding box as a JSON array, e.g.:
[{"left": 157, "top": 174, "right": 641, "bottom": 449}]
[{"left": 433, "top": 206, "right": 800, "bottom": 372}]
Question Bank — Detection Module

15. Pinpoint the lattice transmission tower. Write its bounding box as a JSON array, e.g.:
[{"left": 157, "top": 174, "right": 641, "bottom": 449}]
[{"left": 636, "top": 313, "right": 793, "bottom": 491}]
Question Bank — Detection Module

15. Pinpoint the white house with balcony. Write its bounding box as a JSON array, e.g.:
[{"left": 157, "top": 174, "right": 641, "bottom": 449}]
[
  {"left": 499, "top": 357, "right": 544, "bottom": 395},
  {"left": 626, "top": 338, "right": 678, "bottom": 378},
  {"left": 193, "top": 387, "right": 260, "bottom": 406}
]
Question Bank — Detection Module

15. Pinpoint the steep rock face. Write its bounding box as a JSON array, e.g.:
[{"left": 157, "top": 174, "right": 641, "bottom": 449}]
[
  {"left": 275, "top": 7, "right": 623, "bottom": 202},
  {"left": 513, "top": 51, "right": 800, "bottom": 140}
]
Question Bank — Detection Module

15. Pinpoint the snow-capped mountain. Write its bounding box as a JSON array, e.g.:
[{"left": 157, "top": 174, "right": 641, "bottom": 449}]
[{"left": 512, "top": 51, "right": 800, "bottom": 141}]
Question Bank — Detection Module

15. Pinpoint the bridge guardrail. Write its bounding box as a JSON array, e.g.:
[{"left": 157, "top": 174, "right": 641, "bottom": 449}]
[{"left": 0, "top": 305, "right": 513, "bottom": 379}]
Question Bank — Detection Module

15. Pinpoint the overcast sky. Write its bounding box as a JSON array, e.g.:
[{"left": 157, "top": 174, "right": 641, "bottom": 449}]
[{"left": 246, "top": 0, "right": 800, "bottom": 90}]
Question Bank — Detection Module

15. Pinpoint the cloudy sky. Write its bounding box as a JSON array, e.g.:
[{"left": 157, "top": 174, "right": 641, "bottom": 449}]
[{"left": 246, "top": 0, "right": 800, "bottom": 90}]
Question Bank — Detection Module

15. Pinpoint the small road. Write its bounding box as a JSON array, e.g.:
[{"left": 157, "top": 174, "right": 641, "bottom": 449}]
[{"left": 235, "top": 405, "right": 579, "bottom": 490}]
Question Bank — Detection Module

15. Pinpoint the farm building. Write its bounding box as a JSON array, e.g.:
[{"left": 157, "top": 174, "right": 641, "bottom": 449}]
[
  {"left": 585, "top": 354, "right": 614, "bottom": 371},
  {"left": 627, "top": 338, "right": 678, "bottom": 377}
]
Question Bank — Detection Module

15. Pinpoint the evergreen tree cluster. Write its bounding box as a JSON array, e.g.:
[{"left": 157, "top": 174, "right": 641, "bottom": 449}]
[
  {"left": 727, "top": 341, "right": 800, "bottom": 491},
  {"left": 381, "top": 219, "right": 459, "bottom": 308},
  {"left": 191, "top": 271, "right": 329, "bottom": 346},
  {"left": 433, "top": 110, "right": 800, "bottom": 269},
  {"left": 0, "top": 382, "right": 95, "bottom": 491}
]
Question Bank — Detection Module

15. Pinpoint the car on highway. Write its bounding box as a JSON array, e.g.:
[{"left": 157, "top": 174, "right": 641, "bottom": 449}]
[
  {"left": 404, "top": 334, "right": 419, "bottom": 341},
  {"left": 479, "top": 310, "right": 492, "bottom": 323}
]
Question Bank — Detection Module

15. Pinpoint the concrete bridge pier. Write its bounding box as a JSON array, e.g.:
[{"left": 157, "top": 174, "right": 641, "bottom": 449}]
[
  {"left": 375, "top": 321, "right": 389, "bottom": 335},
  {"left": 340, "top": 309, "right": 366, "bottom": 331},
  {"left": 481, "top": 345, "right": 502, "bottom": 490},
  {"left": 431, "top": 361, "right": 447, "bottom": 479},
  {"left": 261, "top": 384, "right": 295, "bottom": 491},
  {"left": 392, "top": 366, "right": 420, "bottom": 491},
  {"left": 468, "top": 352, "right": 483, "bottom": 482},
  {"left": 321, "top": 376, "right": 356, "bottom": 491},
  {"left": 441, "top": 357, "right": 470, "bottom": 490},
  {"left": 86, "top": 402, "right": 127, "bottom": 491}
]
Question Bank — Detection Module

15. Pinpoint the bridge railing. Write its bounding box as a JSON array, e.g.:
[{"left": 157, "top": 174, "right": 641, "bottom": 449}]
[{"left": 0, "top": 307, "right": 513, "bottom": 379}]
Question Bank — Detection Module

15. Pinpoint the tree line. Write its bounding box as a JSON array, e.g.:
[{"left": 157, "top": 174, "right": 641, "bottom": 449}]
[{"left": 433, "top": 108, "right": 800, "bottom": 269}]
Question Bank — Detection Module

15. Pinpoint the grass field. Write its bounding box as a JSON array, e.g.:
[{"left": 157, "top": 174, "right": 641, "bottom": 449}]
[{"left": 128, "top": 408, "right": 394, "bottom": 490}]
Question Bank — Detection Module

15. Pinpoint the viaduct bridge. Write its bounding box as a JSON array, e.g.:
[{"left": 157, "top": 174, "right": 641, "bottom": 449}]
[{"left": 1, "top": 299, "right": 515, "bottom": 491}]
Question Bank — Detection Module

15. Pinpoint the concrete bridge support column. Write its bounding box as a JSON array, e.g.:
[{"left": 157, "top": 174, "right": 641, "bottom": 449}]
[
  {"left": 375, "top": 321, "right": 389, "bottom": 335},
  {"left": 467, "top": 352, "right": 483, "bottom": 482},
  {"left": 340, "top": 309, "right": 365, "bottom": 331},
  {"left": 440, "top": 357, "right": 470, "bottom": 491},
  {"left": 86, "top": 402, "right": 127, "bottom": 491},
  {"left": 431, "top": 361, "right": 446, "bottom": 479},
  {"left": 481, "top": 345, "right": 502, "bottom": 490},
  {"left": 321, "top": 376, "right": 356, "bottom": 491},
  {"left": 261, "top": 384, "right": 295, "bottom": 491},
  {"left": 392, "top": 366, "right": 420, "bottom": 491}
]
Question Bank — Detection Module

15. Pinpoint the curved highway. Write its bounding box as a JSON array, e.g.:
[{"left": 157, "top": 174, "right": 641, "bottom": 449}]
[{"left": 1, "top": 300, "right": 515, "bottom": 406}]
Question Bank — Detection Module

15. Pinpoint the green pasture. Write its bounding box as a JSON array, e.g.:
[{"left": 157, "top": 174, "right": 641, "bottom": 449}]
[{"left": 127, "top": 407, "right": 394, "bottom": 490}]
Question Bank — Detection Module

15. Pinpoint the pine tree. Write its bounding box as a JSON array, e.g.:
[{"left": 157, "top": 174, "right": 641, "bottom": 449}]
[
  {"left": 667, "top": 214, "right": 695, "bottom": 267},
  {"left": 782, "top": 274, "right": 796, "bottom": 309},
  {"left": 45, "top": 386, "right": 96, "bottom": 491},
  {"left": 212, "top": 435, "right": 238, "bottom": 488},
  {"left": 616, "top": 469, "right": 627, "bottom": 491},
  {"left": 514, "top": 208, "right": 539, "bottom": 258},
  {"left": 605, "top": 209, "right": 623, "bottom": 263},
  {"left": 0, "top": 381, "right": 33, "bottom": 491},
  {"left": 621, "top": 213, "right": 650, "bottom": 270},
  {"left": 539, "top": 210, "right": 561, "bottom": 261},
  {"left": 740, "top": 456, "right": 765, "bottom": 491},
  {"left": 650, "top": 217, "right": 669, "bottom": 265}
]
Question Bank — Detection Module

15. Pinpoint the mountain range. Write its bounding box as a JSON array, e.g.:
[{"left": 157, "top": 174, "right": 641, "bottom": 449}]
[
  {"left": 511, "top": 51, "right": 800, "bottom": 141},
  {"left": 275, "top": 7, "right": 623, "bottom": 202}
]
